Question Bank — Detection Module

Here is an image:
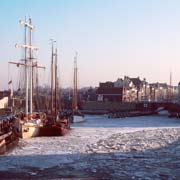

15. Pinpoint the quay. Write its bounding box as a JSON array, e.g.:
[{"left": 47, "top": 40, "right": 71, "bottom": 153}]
[{"left": 82, "top": 101, "right": 180, "bottom": 117}]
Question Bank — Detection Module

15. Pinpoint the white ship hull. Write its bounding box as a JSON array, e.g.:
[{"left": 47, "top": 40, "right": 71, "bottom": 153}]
[
  {"left": 21, "top": 122, "right": 41, "bottom": 138},
  {"left": 73, "top": 115, "right": 85, "bottom": 123},
  {"left": 158, "top": 110, "right": 169, "bottom": 116},
  {"left": 14, "top": 119, "right": 42, "bottom": 138}
]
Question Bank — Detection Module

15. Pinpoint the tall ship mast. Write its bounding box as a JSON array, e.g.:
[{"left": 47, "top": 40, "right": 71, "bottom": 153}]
[
  {"left": 72, "top": 52, "right": 85, "bottom": 123},
  {"left": 39, "top": 41, "right": 70, "bottom": 136},
  {"left": 9, "top": 17, "right": 45, "bottom": 117},
  {"left": 73, "top": 52, "right": 78, "bottom": 112},
  {"left": 9, "top": 17, "right": 45, "bottom": 138},
  {"left": 50, "top": 39, "right": 58, "bottom": 119}
]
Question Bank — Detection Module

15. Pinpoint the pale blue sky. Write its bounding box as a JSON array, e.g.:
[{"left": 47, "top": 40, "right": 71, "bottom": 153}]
[{"left": 0, "top": 0, "right": 180, "bottom": 89}]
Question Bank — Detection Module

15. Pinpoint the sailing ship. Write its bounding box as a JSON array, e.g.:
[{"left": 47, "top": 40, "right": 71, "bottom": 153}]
[
  {"left": 72, "top": 53, "right": 85, "bottom": 123},
  {"left": 39, "top": 40, "right": 70, "bottom": 136},
  {"left": 9, "top": 17, "right": 45, "bottom": 138}
]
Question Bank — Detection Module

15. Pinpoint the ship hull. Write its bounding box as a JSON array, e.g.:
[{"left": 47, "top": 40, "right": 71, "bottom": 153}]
[
  {"left": 40, "top": 125, "right": 64, "bottom": 136},
  {"left": 14, "top": 119, "right": 42, "bottom": 139},
  {"left": 73, "top": 115, "right": 85, "bottom": 123},
  {"left": 39, "top": 119, "right": 70, "bottom": 136},
  {"left": 21, "top": 123, "right": 40, "bottom": 138}
]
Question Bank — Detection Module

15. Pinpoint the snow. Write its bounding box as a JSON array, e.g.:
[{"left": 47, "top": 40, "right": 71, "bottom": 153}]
[{"left": 1, "top": 115, "right": 180, "bottom": 179}]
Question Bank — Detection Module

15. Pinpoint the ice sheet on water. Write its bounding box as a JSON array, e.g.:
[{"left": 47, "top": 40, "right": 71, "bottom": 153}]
[{"left": 1, "top": 115, "right": 180, "bottom": 170}]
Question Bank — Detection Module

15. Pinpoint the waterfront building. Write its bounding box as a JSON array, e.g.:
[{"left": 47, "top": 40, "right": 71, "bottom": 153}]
[
  {"left": 149, "top": 83, "right": 178, "bottom": 102},
  {"left": 97, "top": 82, "right": 123, "bottom": 102},
  {"left": 96, "top": 77, "right": 178, "bottom": 103}
]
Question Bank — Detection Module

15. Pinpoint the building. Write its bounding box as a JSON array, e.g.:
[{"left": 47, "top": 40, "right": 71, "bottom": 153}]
[
  {"left": 97, "top": 82, "right": 123, "bottom": 102},
  {"left": 114, "top": 76, "right": 150, "bottom": 102},
  {"left": 149, "top": 83, "right": 178, "bottom": 102},
  {"left": 96, "top": 77, "right": 178, "bottom": 103}
]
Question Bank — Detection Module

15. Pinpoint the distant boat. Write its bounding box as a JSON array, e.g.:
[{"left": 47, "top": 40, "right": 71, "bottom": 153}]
[
  {"left": 73, "top": 113, "right": 85, "bottom": 123},
  {"left": 157, "top": 107, "right": 169, "bottom": 116},
  {"left": 72, "top": 52, "right": 85, "bottom": 123},
  {"left": 158, "top": 110, "right": 169, "bottom": 116}
]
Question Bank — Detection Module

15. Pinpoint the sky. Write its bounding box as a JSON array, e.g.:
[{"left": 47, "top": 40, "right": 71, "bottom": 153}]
[{"left": 0, "top": 0, "right": 180, "bottom": 90}]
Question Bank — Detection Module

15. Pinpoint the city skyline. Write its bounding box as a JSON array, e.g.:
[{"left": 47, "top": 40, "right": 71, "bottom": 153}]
[{"left": 0, "top": 0, "right": 180, "bottom": 90}]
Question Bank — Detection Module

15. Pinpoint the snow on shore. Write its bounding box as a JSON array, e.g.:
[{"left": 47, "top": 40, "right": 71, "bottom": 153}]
[{"left": 1, "top": 115, "right": 180, "bottom": 179}]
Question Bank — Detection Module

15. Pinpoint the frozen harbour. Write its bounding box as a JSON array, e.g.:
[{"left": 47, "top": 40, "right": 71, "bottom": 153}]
[{"left": 1, "top": 115, "right": 180, "bottom": 179}]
